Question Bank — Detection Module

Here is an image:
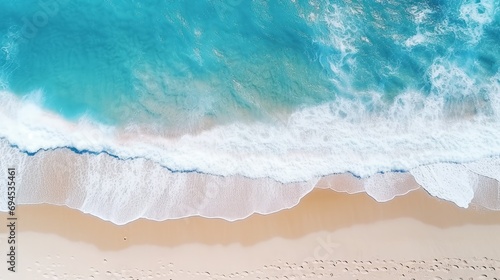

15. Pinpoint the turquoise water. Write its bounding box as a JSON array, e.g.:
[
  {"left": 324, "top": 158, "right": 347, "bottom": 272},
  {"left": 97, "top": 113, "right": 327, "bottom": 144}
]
[
  {"left": 2, "top": 0, "right": 336, "bottom": 126},
  {"left": 1, "top": 0, "right": 496, "bottom": 128},
  {"left": 0, "top": 0, "right": 500, "bottom": 223},
  {"left": 0, "top": 0, "right": 499, "bottom": 174}
]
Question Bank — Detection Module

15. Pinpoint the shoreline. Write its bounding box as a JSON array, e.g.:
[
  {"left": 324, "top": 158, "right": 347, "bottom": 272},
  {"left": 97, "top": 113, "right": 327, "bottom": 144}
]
[
  {"left": 2, "top": 89, "right": 500, "bottom": 181},
  {"left": 1, "top": 135, "right": 500, "bottom": 224}
]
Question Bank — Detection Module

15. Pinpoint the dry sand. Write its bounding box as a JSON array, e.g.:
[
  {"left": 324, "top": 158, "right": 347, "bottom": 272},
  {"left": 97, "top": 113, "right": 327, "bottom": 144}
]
[{"left": 1, "top": 188, "right": 500, "bottom": 279}]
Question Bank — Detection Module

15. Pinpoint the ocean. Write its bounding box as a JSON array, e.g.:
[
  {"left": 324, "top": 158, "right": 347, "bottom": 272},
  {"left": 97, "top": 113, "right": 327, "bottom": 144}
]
[{"left": 1, "top": 0, "right": 499, "bottom": 224}]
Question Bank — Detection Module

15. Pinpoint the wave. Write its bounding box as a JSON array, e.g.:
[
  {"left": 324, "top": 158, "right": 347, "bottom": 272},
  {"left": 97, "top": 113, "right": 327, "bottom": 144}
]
[
  {"left": 2, "top": 59, "right": 500, "bottom": 180},
  {"left": 0, "top": 85, "right": 499, "bottom": 224},
  {"left": 0, "top": 135, "right": 499, "bottom": 225}
]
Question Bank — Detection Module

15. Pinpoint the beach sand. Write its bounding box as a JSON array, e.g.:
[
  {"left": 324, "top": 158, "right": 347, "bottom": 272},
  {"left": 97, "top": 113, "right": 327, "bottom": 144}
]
[{"left": 1, "top": 188, "right": 500, "bottom": 279}]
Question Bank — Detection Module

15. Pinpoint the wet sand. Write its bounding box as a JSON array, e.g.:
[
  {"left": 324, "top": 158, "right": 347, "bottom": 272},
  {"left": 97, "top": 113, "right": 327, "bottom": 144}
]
[{"left": 1, "top": 188, "right": 500, "bottom": 279}]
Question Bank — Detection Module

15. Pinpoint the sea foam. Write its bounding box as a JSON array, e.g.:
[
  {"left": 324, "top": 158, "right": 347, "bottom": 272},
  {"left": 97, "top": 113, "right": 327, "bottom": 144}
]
[{"left": 1, "top": 84, "right": 499, "bottom": 224}]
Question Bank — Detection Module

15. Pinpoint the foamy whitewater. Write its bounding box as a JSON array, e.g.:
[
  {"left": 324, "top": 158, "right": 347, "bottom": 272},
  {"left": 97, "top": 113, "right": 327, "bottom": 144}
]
[{"left": 0, "top": 0, "right": 499, "bottom": 224}]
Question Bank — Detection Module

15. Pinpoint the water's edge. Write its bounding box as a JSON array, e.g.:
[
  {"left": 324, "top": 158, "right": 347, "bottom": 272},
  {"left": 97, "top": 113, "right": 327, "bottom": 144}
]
[{"left": 1, "top": 138, "right": 498, "bottom": 225}]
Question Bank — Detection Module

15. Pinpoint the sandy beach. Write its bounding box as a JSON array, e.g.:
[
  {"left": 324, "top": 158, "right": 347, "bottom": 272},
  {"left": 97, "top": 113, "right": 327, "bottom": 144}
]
[
  {"left": 1, "top": 188, "right": 500, "bottom": 279},
  {"left": 1, "top": 1, "right": 500, "bottom": 280}
]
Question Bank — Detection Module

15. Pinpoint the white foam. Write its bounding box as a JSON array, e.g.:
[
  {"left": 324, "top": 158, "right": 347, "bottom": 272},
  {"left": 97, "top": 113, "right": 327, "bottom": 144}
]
[
  {"left": 1, "top": 77, "right": 500, "bottom": 218},
  {"left": 1, "top": 59, "right": 500, "bottom": 182},
  {"left": 403, "top": 0, "right": 496, "bottom": 47},
  {"left": 321, "top": 4, "right": 359, "bottom": 55},
  {"left": 407, "top": 5, "right": 433, "bottom": 25},
  {"left": 0, "top": 138, "right": 317, "bottom": 224},
  {"left": 411, "top": 163, "right": 478, "bottom": 208},
  {"left": 318, "top": 171, "right": 422, "bottom": 202},
  {"left": 464, "top": 157, "right": 500, "bottom": 181},
  {"left": 363, "top": 172, "right": 420, "bottom": 202},
  {"left": 457, "top": 0, "right": 496, "bottom": 43},
  {"left": 2, "top": 131, "right": 497, "bottom": 225},
  {"left": 404, "top": 33, "right": 427, "bottom": 48},
  {"left": 460, "top": 0, "right": 495, "bottom": 26}
]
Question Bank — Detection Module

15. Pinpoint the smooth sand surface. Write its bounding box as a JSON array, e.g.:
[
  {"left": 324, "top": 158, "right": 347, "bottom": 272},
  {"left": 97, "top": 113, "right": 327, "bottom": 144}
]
[{"left": 1, "top": 188, "right": 500, "bottom": 279}]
